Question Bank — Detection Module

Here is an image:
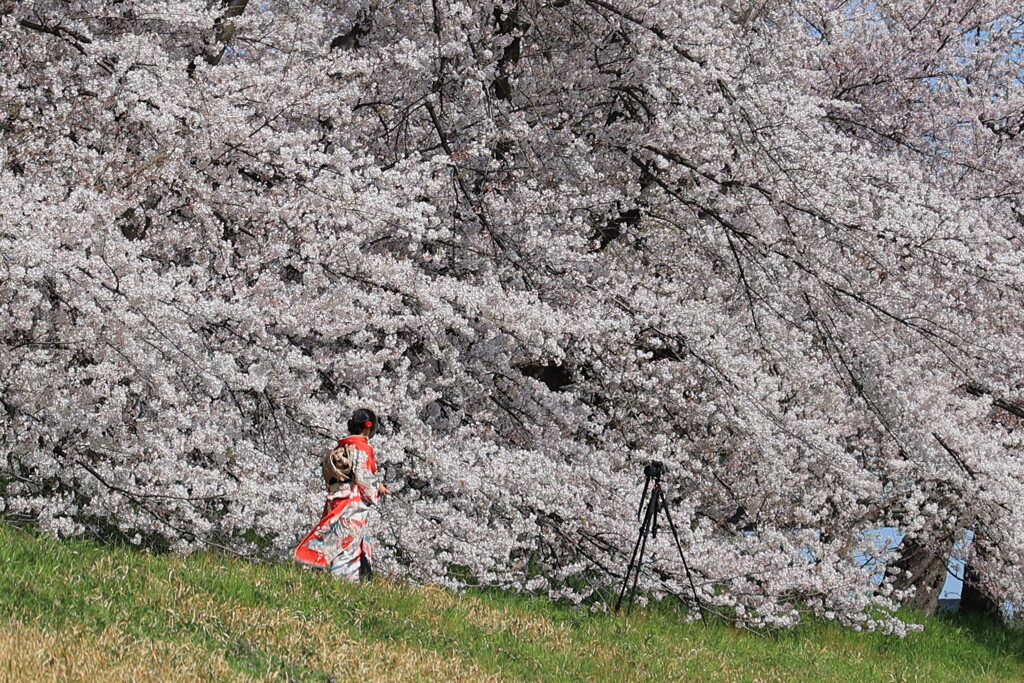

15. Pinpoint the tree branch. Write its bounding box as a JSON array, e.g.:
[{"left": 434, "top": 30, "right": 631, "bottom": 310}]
[
  {"left": 963, "top": 383, "right": 1024, "bottom": 420},
  {"left": 580, "top": 0, "right": 704, "bottom": 66},
  {"left": 18, "top": 18, "right": 91, "bottom": 54}
]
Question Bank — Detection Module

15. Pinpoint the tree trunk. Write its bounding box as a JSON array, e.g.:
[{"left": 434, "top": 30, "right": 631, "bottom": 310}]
[
  {"left": 959, "top": 540, "right": 1002, "bottom": 620},
  {"left": 890, "top": 539, "right": 947, "bottom": 616}
]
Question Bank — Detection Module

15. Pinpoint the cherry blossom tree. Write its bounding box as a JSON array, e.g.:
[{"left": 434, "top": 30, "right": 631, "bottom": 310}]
[{"left": 2, "top": 0, "right": 1023, "bottom": 630}]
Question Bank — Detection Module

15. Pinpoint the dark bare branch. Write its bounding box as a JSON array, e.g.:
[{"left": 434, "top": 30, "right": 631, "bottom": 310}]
[{"left": 18, "top": 18, "right": 91, "bottom": 54}]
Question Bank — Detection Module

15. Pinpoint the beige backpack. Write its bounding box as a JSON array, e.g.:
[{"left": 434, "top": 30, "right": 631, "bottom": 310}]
[{"left": 322, "top": 442, "right": 359, "bottom": 487}]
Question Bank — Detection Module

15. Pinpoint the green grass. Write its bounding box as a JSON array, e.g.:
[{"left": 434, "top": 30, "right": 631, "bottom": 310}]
[{"left": 0, "top": 522, "right": 1021, "bottom": 682}]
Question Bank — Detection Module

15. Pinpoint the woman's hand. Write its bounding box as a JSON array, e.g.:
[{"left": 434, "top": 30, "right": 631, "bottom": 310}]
[{"left": 377, "top": 484, "right": 389, "bottom": 496}]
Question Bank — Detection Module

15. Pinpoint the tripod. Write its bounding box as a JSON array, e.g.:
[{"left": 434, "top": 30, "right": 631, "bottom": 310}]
[{"left": 615, "top": 461, "right": 703, "bottom": 616}]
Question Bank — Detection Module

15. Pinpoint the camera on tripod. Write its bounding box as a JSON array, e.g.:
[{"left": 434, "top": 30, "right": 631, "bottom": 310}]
[
  {"left": 616, "top": 459, "right": 702, "bottom": 616},
  {"left": 643, "top": 460, "right": 664, "bottom": 479}
]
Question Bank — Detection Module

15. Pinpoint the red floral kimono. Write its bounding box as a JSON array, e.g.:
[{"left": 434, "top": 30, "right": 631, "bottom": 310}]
[{"left": 294, "top": 435, "right": 380, "bottom": 581}]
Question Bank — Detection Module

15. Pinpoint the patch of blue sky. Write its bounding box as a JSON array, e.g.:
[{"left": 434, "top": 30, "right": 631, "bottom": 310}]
[{"left": 852, "top": 527, "right": 972, "bottom": 599}]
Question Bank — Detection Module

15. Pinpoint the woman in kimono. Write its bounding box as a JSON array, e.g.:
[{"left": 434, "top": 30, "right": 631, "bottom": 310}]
[{"left": 294, "top": 408, "right": 388, "bottom": 580}]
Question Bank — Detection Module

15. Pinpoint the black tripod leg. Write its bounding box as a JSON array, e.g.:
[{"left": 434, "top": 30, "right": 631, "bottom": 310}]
[
  {"left": 615, "top": 497, "right": 652, "bottom": 612},
  {"left": 615, "top": 533, "right": 644, "bottom": 611},
  {"left": 660, "top": 498, "right": 703, "bottom": 618},
  {"left": 636, "top": 475, "right": 651, "bottom": 520},
  {"left": 624, "top": 488, "right": 660, "bottom": 614}
]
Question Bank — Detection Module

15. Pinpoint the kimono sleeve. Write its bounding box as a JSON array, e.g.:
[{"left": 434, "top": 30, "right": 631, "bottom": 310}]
[{"left": 353, "top": 450, "right": 380, "bottom": 504}]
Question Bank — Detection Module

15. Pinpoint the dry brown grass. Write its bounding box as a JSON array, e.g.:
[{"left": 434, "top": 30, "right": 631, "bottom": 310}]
[
  {"left": 0, "top": 621, "right": 248, "bottom": 682},
  {"left": 0, "top": 608, "right": 503, "bottom": 683},
  {"left": 0, "top": 579, "right": 504, "bottom": 683}
]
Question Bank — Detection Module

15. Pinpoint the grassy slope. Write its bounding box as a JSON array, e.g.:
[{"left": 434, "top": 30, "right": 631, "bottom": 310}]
[{"left": 0, "top": 523, "right": 1021, "bottom": 682}]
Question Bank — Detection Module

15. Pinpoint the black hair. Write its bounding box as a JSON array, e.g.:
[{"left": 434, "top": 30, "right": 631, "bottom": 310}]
[{"left": 347, "top": 407, "right": 378, "bottom": 437}]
